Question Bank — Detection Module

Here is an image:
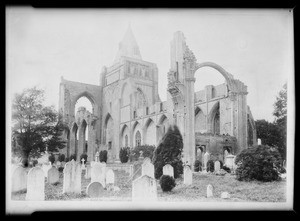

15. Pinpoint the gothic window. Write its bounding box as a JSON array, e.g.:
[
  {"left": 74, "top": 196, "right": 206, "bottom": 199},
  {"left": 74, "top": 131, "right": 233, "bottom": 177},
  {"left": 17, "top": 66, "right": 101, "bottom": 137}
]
[
  {"left": 213, "top": 108, "right": 220, "bottom": 134},
  {"left": 136, "top": 89, "right": 147, "bottom": 109},
  {"left": 135, "top": 130, "right": 141, "bottom": 147},
  {"left": 133, "top": 110, "right": 137, "bottom": 118}
]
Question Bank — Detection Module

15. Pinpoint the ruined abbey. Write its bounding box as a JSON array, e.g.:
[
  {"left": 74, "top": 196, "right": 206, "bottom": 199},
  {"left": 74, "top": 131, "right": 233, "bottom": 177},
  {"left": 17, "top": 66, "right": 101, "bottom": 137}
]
[{"left": 58, "top": 26, "right": 257, "bottom": 167}]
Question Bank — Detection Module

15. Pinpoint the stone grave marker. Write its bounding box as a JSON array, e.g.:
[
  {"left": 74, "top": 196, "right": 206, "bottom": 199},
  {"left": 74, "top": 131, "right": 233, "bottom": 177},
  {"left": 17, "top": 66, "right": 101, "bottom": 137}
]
[
  {"left": 203, "top": 152, "right": 210, "bottom": 170},
  {"left": 221, "top": 192, "right": 230, "bottom": 199},
  {"left": 47, "top": 166, "right": 59, "bottom": 184},
  {"left": 141, "top": 161, "right": 154, "bottom": 178},
  {"left": 26, "top": 167, "right": 45, "bottom": 201},
  {"left": 163, "top": 164, "right": 174, "bottom": 178},
  {"left": 62, "top": 160, "right": 81, "bottom": 194},
  {"left": 183, "top": 165, "right": 192, "bottom": 185},
  {"left": 42, "top": 163, "right": 52, "bottom": 179},
  {"left": 86, "top": 182, "right": 104, "bottom": 198},
  {"left": 207, "top": 184, "right": 214, "bottom": 198},
  {"left": 143, "top": 157, "right": 151, "bottom": 164},
  {"left": 214, "top": 161, "right": 221, "bottom": 172},
  {"left": 225, "top": 154, "right": 235, "bottom": 170},
  {"left": 91, "top": 162, "right": 106, "bottom": 188},
  {"left": 132, "top": 175, "right": 157, "bottom": 201},
  {"left": 106, "top": 169, "right": 115, "bottom": 185},
  {"left": 12, "top": 166, "right": 27, "bottom": 192}
]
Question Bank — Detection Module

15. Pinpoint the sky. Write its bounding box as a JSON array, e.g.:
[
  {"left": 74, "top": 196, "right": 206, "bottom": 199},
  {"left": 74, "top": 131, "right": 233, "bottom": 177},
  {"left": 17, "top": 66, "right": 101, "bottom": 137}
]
[{"left": 6, "top": 7, "right": 293, "bottom": 122}]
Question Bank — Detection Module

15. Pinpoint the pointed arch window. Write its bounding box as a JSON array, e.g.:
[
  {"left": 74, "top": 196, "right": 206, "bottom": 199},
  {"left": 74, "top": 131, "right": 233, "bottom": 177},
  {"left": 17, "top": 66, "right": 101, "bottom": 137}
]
[{"left": 135, "top": 130, "right": 141, "bottom": 147}]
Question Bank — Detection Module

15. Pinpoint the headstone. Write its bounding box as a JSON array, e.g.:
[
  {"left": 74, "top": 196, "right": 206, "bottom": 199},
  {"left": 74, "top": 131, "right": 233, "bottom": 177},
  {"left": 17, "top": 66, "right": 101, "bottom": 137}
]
[
  {"left": 12, "top": 166, "right": 27, "bottom": 192},
  {"left": 225, "top": 154, "right": 235, "bottom": 170},
  {"left": 221, "top": 192, "right": 230, "bottom": 199},
  {"left": 203, "top": 152, "right": 210, "bottom": 170},
  {"left": 214, "top": 161, "right": 221, "bottom": 172},
  {"left": 85, "top": 165, "right": 92, "bottom": 179},
  {"left": 91, "top": 162, "right": 106, "bottom": 188},
  {"left": 26, "top": 167, "right": 45, "bottom": 201},
  {"left": 47, "top": 166, "right": 59, "bottom": 184},
  {"left": 143, "top": 157, "right": 151, "bottom": 164},
  {"left": 183, "top": 166, "right": 192, "bottom": 185},
  {"left": 86, "top": 182, "right": 104, "bottom": 198},
  {"left": 62, "top": 160, "right": 82, "bottom": 194},
  {"left": 106, "top": 169, "right": 115, "bottom": 185},
  {"left": 141, "top": 161, "right": 154, "bottom": 178},
  {"left": 132, "top": 175, "right": 157, "bottom": 201},
  {"left": 163, "top": 164, "right": 174, "bottom": 178},
  {"left": 207, "top": 184, "right": 214, "bottom": 198},
  {"left": 258, "top": 138, "right": 262, "bottom": 145}
]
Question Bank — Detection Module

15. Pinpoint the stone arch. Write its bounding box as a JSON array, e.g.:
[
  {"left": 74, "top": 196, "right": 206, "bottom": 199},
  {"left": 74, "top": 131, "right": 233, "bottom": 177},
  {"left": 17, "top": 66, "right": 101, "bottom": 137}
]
[
  {"left": 103, "top": 113, "right": 114, "bottom": 150},
  {"left": 157, "top": 114, "right": 169, "bottom": 143},
  {"left": 120, "top": 124, "right": 130, "bottom": 147},
  {"left": 195, "top": 62, "right": 235, "bottom": 93},
  {"left": 195, "top": 106, "right": 206, "bottom": 133},
  {"left": 73, "top": 91, "right": 96, "bottom": 115},
  {"left": 132, "top": 121, "right": 142, "bottom": 147},
  {"left": 143, "top": 118, "right": 156, "bottom": 146},
  {"left": 208, "top": 101, "right": 220, "bottom": 134},
  {"left": 77, "top": 119, "right": 88, "bottom": 160},
  {"left": 135, "top": 87, "right": 148, "bottom": 109}
]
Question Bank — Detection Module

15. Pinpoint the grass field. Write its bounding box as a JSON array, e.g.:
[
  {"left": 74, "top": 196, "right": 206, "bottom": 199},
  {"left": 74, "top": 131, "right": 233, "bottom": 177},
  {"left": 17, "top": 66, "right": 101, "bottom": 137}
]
[{"left": 11, "top": 169, "right": 286, "bottom": 202}]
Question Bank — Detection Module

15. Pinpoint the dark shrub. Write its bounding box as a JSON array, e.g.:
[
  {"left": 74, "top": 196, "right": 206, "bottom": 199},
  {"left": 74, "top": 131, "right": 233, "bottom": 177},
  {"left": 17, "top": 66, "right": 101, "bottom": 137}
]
[
  {"left": 80, "top": 153, "right": 88, "bottom": 164},
  {"left": 219, "top": 160, "right": 224, "bottom": 168},
  {"left": 153, "top": 125, "right": 183, "bottom": 179},
  {"left": 119, "top": 147, "right": 130, "bottom": 163},
  {"left": 235, "top": 145, "right": 283, "bottom": 182},
  {"left": 69, "top": 154, "right": 77, "bottom": 161},
  {"left": 129, "top": 145, "right": 156, "bottom": 162},
  {"left": 65, "top": 157, "right": 69, "bottom": 162},
  {"left": 100, "top": 150, "right": 108, "bottom": 163},
  {"left": 159, "top": 175, "right": 176, "bottom": 192},
  {"left": 194, "top": 160, "right": 202, "bottom": 172},
  {"left": 48, "top": 154, "right": 55, "bottom": 164},
  {"left": 206, "top": 160, "right": 214, "bottom": 172},
  {"left": 58, "top": 154, "right": 65, "bottom": 162},
  {"left": 22, "top": 158, "right": 28, "bottom": 167},
  {"left": 58, "top": 167, "right": 64, "bottom": 173},
  {"left": 32, "top": 160, "right": 38, "bottom": 167},
  {"left": 222, "top": 165, "right": 231, "bottom": 173}
]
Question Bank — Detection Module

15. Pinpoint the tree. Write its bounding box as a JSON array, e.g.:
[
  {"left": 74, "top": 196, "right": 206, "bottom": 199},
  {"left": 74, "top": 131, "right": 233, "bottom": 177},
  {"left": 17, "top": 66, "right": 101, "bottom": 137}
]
[
  {"left": 12, "top": 86, "right": 67, "bottom": 166},
  {"left": 152, "top": 125, "right": 183, "bottom": 179}
]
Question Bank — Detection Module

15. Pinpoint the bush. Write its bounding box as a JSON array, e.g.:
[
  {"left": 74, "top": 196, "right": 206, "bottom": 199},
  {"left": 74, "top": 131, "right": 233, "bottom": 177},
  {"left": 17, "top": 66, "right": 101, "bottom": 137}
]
[
  {"left": 65, "top": 157, "right": 69, "bottom": 162},
  {"left": 206, "top": 160, "right": 214, "bottom": 172},
  {"left": 32, "top": 160, "right": 38, "bottom": 167},
  {"left": 22, "top": 158, "right": 28, "bottom": 167},
  {"left": 159, "top": 175, "right": 176, "bottom": 192},
  {"left": 235, "top": 145, "right": 283, "bottom": 182},
  {"left": 222, "top": 165, "right": 231, "bottom": 173},
  {"left": 119, "top": 147, "right": 130, "bottom": 163},
  {"left": 48, "top": 154, "right": 55, "bottom": 164},
  {"left": 153, "top": 125, "right": 183, "bottom": 179},
  {"left": 58, "top": 167, "right": 64, "bottom": 173},
  {"left": 129, "top": 145, "right": 156, "bottom": 162},
  {"left": 69, "top": 154, "right": 77, "bottom": 161},
  {"left": 194, "top": 160, "right": 202, "bottom": 172},
  {"left": 58, "top": 154, "right": 65, "bottom": 162},
  {"left": 80, "top": 153, "right": 88, "bottom": 164},
  {"left": 100, "top": 150, "right": 107, "bottom": 163}
]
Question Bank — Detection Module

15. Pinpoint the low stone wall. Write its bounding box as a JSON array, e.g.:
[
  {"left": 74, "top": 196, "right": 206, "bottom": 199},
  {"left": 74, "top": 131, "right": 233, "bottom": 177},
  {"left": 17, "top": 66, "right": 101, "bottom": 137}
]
[{"left": 106, "top": 163, "right": 134, "bottom": 176}]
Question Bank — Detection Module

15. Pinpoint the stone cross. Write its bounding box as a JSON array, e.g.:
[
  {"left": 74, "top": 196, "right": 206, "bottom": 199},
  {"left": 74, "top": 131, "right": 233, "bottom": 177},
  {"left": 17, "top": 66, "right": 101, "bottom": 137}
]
[
  {"left": 163, "top": 164, "right": 174, "bottom": 178},
  {"left": 132, "top": 175, "right": 157, "bottom": 201},
  {"left": 183, "top": 165, "right": 192, "bottom": 185},
  {"left": 106, "top": 169, "right": 115, "bottom": 185},
  {"left": 207, "top": 184, "right": 214, "bottom": 198},
  {"left": 26, "top": 167, "right": 45, "bottom": 201},
  {"left": 81, "top": 158, "right": 86, "bottom": 170}
]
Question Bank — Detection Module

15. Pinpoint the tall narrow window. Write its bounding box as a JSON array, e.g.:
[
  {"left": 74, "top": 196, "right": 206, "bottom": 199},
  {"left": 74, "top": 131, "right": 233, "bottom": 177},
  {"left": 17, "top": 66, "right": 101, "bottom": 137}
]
[{"left": 135, "top": 131, "right": 141, "bottom": 147}]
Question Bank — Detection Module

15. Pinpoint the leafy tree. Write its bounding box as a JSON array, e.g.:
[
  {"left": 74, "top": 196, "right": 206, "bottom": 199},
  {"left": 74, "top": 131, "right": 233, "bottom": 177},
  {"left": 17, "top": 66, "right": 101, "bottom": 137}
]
[
  {"left": 152, "top": 125, "right": 183, "bottom": 179},
  {"left": 11, "top": 86, "right": 67, "bottom": 166}
]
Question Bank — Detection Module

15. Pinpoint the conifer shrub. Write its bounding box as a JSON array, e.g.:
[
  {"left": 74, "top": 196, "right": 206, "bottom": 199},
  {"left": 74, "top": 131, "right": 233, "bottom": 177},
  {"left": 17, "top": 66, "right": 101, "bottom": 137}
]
[
  {"left": 206, "top": 159, "right": 214, "bottom": 172},
  {"left": 99, "top": 150, "right": 108, "bottom": 163},
  {"left": 58, "top": 154, "right": 65, "bottom": 162},
  {"left": 152, "top": 125, "right": 183, "bottom": 179},
  {"left": 159, "top": 175, "right": 176, "bottom": 192},
  {"left": 48, "top": 154, "right": 55, "bottom": 164},
  {"left": 194, "top": 160, "right": 202, "bottom": 172},
  {"left": 58, "top": 167, "right": 64, "bottom": 173},
  {"left": 119, "top": 147, "right": 130, "bottom": 163},
  {"left": 65, "top": 157, "right": 69, "bottom": 162},
  {"left": 235, "top": 145, "right": 283, "bottom": 182}
]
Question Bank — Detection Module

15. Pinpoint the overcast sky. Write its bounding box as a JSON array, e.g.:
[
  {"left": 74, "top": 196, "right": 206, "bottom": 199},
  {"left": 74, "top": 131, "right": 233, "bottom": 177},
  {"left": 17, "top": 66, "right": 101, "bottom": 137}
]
[{"left": 6, "top": 7, "right": 293, "bottom": 122}]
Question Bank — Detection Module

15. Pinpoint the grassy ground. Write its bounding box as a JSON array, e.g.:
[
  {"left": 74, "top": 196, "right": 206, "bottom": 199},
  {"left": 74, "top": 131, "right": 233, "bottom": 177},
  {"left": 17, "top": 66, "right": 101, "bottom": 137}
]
[{"left": 11, "top": 169, "right": 286, "bottom": 202}]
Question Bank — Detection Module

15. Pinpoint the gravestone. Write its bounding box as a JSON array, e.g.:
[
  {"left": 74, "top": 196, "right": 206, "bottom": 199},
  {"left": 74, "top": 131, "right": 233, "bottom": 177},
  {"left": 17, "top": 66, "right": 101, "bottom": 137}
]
[
  {"left": 214, "top": 161, "right": 221, "bottom": 172},
  {"left": 207, "top": 184, "right": 214, "bottom": 198},
  {"left": 86, "top": 182, "right": 104, "bottom": 198},
  {"left": 26, "top": 167, "right": 45, "bottom": 201},
  {"left": 12, "top": 166, "right": 27, "bottom": 192},
  {"left": 141, "top": 161, "right": 154, "bottom": 178},
  {"left": 258, "top": 138, "right": 262, "bottom": 145},
  {"left": 225, "top": 154, "right": 235, "bottom": 170},
  {"left": 163, "top": 164, "right": 174, "bottom": 178},
  {"left": 91, "top": 162, "right": 106, "bottom": 188},
  {"left": 47, "top": 166, "right": 59, "bottom": 184},
  {"left": 106, "top": 169, "right": 115, "bottom": 185},
  {"left": 203, "top": 152, "right": 210, "bottom": 170},
  {"left": 132, "top": 175, "right": 157, "bottom": 201},
  {"left": 85, "top": 165, "right": 92, "bottom": 179},
  {"left": 183, "top": 166, "right": 192, "bottom": 185},
  {"left": 62, "top": 160, "right": 82, "bottom": 194},
  {"left": 221, "top": 192, "right": 230, "bottom": 199},
  {"left": 143, "top": 157, "right": 151, "bottom": 164}
]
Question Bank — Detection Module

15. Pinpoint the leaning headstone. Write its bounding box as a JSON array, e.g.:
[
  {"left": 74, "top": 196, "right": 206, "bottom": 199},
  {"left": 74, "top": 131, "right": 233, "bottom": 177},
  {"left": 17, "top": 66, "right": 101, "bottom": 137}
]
[
  {"left": 257, "top": 138, "right": 262, "bottom": 145},
  {"left": 26, "top": 167, "right": 45, "bottom": 201},
  {"left": 163, "top": 164, "right": 174, "bottom": 178},
  {"left": 47, "top": 166, "right": 59, "bottom": 184},
  {"left": 85, "top": 165, "right": 92, "bottom": 179},
  {"left": 132, "top": 175, "right": 157, "bottom": 201},
  {"left": 91, "top": 162, "right": 106, "bottom": 188},
  {"left": 86, "top": 182, "right": 104, "bottom": 198},
  {"left": 62, "top": 160, "right": 81, "bottom": 194},
  {"left": 106, "top": 169, "right": 115, "bottom": 185},
  {"left": 214, "top": 161, "right": 221, "bottom": 172},
  {"left": 183, "top": 166, "right": 192, "bottom": 185},
  {"left": 141, "top": 161, "right": 154, "bottom": 178},
  {"left": 221, "top": 192, "right": 230, "bottom": 199},
  {"left": 203, "top": 152, "right": 210, "bottom": 170},
  {"left": 12, "top": 166, "right": 27, "bottom": 192},
  {"left": 207, "top": 184, "right": 214, "bottom": 198}
]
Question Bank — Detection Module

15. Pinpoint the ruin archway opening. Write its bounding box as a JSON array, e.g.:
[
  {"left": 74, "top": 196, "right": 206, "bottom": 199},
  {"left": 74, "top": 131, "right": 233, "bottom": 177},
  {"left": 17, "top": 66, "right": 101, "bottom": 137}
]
[{"left": 75, "top": 96, "right": 94, "bottom": 114}]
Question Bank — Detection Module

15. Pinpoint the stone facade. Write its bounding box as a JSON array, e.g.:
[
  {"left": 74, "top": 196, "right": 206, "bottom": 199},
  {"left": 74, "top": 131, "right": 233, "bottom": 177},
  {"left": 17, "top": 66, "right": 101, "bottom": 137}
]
[{"left": 58, "top": 26, "right": 257, "bottom": 168}]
